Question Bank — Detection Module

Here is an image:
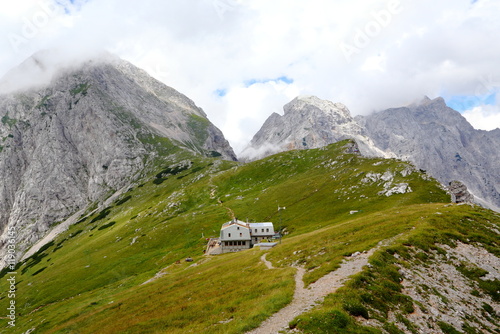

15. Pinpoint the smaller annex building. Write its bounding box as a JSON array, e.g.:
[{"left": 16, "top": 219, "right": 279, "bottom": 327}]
[{"left": 219, "top": 219, "right": 275, "bottom": 253}]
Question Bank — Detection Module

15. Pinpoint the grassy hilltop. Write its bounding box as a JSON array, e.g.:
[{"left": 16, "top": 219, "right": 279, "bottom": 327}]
[{"left": 1, "top": 140, "right": 499, "bottom": 333}]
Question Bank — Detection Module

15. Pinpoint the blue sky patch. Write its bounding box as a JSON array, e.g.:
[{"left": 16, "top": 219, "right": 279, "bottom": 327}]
[
  {"left": 244, "top": 76, "right": 294, "bottom": 87},
  {"left": 214, "top": 76, "right": 293, "bottom": 97},
  {"left": 57, "top": 0, "right": 88, "bottom": 14},
  {"left": 444, "top": 93, "right": 496, "bottom": 112},
  {"left": 214, "top": 89, "right": 227, "bottom": 97}
]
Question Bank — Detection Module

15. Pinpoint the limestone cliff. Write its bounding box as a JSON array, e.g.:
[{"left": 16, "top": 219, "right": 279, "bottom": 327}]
[{"left": 0, "top": 52, "right": 235, "bottom": 266}]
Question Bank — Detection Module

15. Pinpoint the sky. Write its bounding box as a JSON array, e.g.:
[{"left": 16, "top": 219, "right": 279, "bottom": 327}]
[{"left": 0, "top": 0, "right": 499, "bottom": 154}]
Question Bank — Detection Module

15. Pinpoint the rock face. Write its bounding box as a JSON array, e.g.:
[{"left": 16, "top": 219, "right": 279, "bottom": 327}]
[
  {"left": 359, "top": 97, "right": 500, "bottom": 211},
  {"left": 239, "top": 95, "right": 387, "bottom": 161},
  {"left": 0, "top": 52, "right": 235, "bottom": 265},
  {"left": 245, "top": 96, "right": 500, "bottom": 211}
]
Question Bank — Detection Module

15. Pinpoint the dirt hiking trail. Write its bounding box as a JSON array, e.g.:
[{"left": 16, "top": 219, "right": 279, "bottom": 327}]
[{"left": 247, "top": 238, "right": 395, "bottom": 334}]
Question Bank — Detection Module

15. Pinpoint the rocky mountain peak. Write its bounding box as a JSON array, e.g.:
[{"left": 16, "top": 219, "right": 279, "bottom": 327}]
[
  {"left": 285, "top": 95, "right": 351, "bottom": 122},
  {"left": 240, "top": 95, "right": 386, "bottom": 161},
  {"left": 0, "top": 53, "right": 236, "bottom": 266},
  {"left": 416, "top": 95, "right": 446, "bottom": 107}
]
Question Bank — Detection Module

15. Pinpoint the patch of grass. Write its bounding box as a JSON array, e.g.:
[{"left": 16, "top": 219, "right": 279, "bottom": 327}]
[
  {"left": 396, "top": 313, "right": 418, "bottom": 334},
  {"left": 70, "top": 82, "right": 90, "bottom": 96},
  {"left": 457, "top": 262, "right": 488, "bottom": 280},
  {"left": 1, "top": 113, "right": 17, "bottom": 127},
  {"left": 457, "top": 262, "right": 500, "bottom": 302},
  {"left": 187, "top": 114, "right": 210, "bottom": 148},
  {"left": 438, "top": 321, "right": 461, "bottom": 334},
  {"left": 343, "top": 301, "right": 369, "bottom": 318},
  {"left": 290, "top": 309, "right": 379, "bottom": 334},
  {"left": 482, "top": 303, "right": 497, "bottom": 318},
  {"left": 478, "top": 279, "right": 500, "bottom": 302},
  {"left": 462, "top": 322, "right": 481, "bottom": 334},
  {"left": 36, "top": 95, "right": 50, "bottom": 109},
  {"left": 383, "top": 322, "right": 405, "bottom": 334}
]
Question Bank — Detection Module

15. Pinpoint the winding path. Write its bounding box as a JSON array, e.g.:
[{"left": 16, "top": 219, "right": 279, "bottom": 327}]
[{"left": 247, "top": 242, "right": 388, "bottom": 334}]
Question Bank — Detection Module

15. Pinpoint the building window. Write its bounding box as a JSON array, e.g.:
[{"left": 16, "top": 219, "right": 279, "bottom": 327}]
[
  {"left": 266, "top": 228, "right": 269, "bottom": 232},
  {"left": 239, "top": 233, "right": 242, "bottom": 237},
  {"left": 228, "top": 233, "right": 231, "bottom": 237},
  {"left": 237, "top": 226, "right": 240, "bottom": 230},
  {"left": 261, "top": 229, "right": 264, "bottom": 232},
  {"left": 255, "top": 229, "right": 257, "bottom": 233}
]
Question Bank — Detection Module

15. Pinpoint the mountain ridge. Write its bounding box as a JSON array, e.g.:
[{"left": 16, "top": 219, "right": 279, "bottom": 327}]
[{"left": 244, "top": 95, "right": 500, "bottom": 212}]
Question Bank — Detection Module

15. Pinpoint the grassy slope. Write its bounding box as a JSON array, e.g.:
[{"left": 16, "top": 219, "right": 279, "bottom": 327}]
[
  {"left": 289, "top": 204, "right": 500, "bottom": 334},
  {"left": 2, "top": 140, "right": 497, "bottom": 333}
]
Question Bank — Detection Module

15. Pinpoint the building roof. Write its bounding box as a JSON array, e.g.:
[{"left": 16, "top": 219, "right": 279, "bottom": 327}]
[
  {"left": 248, "top": 222, "right": 273, "bottom": 228},
  {"left": 221, "top": 219, "right": 249, "bottom": 230}
]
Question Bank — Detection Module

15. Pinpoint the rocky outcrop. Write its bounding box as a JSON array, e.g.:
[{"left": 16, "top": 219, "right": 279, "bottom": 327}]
[
  {"left": 448, "top": 180, "right": 474, "bottom": 204},
  {"left": 0, "top": 52, "right": 236, "bottom": 266}
]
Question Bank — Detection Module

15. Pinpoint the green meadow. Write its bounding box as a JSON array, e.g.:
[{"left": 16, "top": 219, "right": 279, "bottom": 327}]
[{"left": 1, "top": 140, "right": 498, "bottom": 333}]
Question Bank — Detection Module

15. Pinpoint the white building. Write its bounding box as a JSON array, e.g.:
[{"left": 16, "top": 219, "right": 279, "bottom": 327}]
[
  {"left": 220, "top": 220, "right": 252, "bottom": 253},
  {"left": 219, "top": 219, "right": 275, "bottom": 253},
  {"left": 248, "top": 222, "right": 275, "bottom": 244}
]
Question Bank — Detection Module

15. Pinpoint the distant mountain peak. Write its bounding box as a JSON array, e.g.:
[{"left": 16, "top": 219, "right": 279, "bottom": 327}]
[
  {"left": 411, "top": 96, "right": 446, "bottom": 108},
  {"left": 287, "top": 95, "right": 350, "bottom": 119},
  {"left": 240, "top": 95, "right": 386, "bottom": 161}
]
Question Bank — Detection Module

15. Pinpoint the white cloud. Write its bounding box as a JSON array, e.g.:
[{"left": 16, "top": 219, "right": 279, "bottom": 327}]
[
  {"left": 462, "top": 105, "right": 500, "bottom": 131},
  {"left": 0, "top": 0, "right": 499, "bottom": 153},
  {"left": 221, "top": 80, "right": 301, "bottom": 153}
]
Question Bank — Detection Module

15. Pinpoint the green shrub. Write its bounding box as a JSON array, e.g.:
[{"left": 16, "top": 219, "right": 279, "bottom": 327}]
[{"left": 343, "top": 302, "right": 369, "bottom": 319}]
